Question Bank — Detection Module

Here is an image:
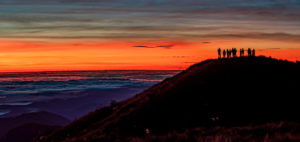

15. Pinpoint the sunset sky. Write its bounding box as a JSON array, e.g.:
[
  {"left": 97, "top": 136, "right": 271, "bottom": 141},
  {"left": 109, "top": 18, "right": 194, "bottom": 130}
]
[{"left": 0, "top": 0, "right": 299, "bottom": 72}]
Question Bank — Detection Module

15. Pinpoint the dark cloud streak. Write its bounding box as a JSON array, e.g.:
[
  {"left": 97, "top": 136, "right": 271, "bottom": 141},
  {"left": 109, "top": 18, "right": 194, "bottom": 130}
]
[{"left": 133, "top": 45, "right": 174, "bottom": 49}]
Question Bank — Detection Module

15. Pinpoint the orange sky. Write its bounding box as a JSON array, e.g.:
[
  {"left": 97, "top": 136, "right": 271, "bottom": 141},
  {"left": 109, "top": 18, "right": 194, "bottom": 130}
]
[
  {"left": 0, "top": 0, "right": 299, "bottom": 72},
  {"left": 0, "top": 38, "right": 299, "bottom": 72}
]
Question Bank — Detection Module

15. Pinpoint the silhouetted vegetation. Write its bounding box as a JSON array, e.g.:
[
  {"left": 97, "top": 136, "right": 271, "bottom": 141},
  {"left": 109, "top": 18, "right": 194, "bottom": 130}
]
[{"left": 127, "top": 122, "right": 300, "bottom": 142}]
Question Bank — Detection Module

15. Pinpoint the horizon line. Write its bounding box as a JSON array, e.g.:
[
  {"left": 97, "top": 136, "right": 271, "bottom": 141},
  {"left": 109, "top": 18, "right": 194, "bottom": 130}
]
[
  {"left": 0, "top": 56, "right": 298, "bottom": 74},
  {"left": 0, "top": 69, "right": 183, "bottom": 74}
]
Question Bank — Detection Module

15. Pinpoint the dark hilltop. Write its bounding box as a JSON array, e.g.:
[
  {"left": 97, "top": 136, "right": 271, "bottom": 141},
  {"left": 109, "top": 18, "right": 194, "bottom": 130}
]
[{"left": 37, "top": 56, "right": 300, "bottom": 142}]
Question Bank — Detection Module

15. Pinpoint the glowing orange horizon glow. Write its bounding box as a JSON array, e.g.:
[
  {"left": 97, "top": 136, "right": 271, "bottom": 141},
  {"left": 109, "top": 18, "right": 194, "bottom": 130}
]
[{"left": 0, "top": 39, "right": 299, "bottom": 72}]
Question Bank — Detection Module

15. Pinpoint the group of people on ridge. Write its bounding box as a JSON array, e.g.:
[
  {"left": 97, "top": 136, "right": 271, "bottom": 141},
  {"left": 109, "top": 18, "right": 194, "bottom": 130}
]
[{"left": 218, "top": 48, "right": 255, "bottom": 59}]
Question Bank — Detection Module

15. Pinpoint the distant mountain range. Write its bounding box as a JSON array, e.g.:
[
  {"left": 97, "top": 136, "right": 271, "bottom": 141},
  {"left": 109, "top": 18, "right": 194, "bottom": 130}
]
[
  {"left": 0, "top": 111, "right": 69, "bottom": 142},
  {"left": 33, "top": 56, "right": 300, "bottom": 141}
]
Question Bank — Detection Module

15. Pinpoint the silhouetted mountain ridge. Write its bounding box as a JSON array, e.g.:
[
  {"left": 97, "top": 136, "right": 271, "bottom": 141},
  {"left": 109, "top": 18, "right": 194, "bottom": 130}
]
[
  {"left": 0, "top": 111, "right": 69, "bottom": 142},
  {"left": 37, "top": 56, "right": 300, "bottom": 142},
  {"left": 0, "top": 123, "right": 60, "bottom": 142}
]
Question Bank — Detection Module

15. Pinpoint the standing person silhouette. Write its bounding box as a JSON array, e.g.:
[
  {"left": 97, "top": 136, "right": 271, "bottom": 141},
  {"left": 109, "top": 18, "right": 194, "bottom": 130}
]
[
  {"left": 228, "top": 49, "right": 232, "bottom": 58},
  {"left": 226, "top": 49, "right": 229, "bottom": 58},
  {"left": 223, "top": 49, "right": 226, "bottom": 58},
  {"left": 240, "top": 48, "right": 244, "bottom": 57},
  {"left": 248, "top": 48, "right": 252, "bottom": 57},
  {"left": 242, "top": 48, "right": 245, "bottom": 56},
  {"left": 252, "top": 49, "right": 255, "bottom": 57},
  {"left": 232, "top": 48, "right": 237, "bottom": 57},
  {"left": 218, "top": 48, "right": 221, "bottom": 59}
]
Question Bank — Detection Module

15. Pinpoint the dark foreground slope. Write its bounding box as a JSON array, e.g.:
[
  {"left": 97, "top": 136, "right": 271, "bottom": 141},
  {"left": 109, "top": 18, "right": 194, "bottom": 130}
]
[{"left": 38, "top": 57, "right": 300, "bottom": 142}]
